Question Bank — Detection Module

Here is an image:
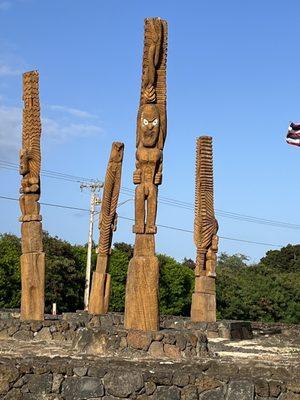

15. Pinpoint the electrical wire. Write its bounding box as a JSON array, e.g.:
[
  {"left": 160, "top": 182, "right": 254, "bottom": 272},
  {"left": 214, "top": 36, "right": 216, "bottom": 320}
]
[
  {"left": 0, "top": 195, "right": 283, "bottom": 247},
  {"left": 1, "top": 159, "right": 300, "bottom": 230}
]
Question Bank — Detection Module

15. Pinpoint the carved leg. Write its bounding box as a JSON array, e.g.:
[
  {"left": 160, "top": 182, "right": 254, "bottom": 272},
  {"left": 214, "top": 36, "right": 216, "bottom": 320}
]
[
  {"left": 133, "top": 184, "right": 145, "bottom": 233},
  {"left": 21, "top": 194, "right": 41, "bottom": 222},
  {"left": 19, "top": 195, "right": 26, "bottom": 222},
  {"left": 145, "top": 183, "right": 157, "bottom": 234},
  {"left": 206, "top": 249, "right": 217, "bottom": 278},
  {"left": 195, "top": 250, "right": 207, "bottom": 276}
]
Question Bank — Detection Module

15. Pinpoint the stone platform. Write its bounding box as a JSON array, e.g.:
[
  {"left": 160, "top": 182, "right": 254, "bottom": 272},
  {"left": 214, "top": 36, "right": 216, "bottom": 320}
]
[
  {"left": 0, "top": 334, "right": 299, "bottom": 399},
  {"left": 0, "top": 311, "right": 299, "bottom": 399}
]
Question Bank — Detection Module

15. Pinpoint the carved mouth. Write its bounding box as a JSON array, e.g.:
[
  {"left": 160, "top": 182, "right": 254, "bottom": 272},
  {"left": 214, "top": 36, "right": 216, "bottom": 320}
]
[{"left": 145, "top": 131, "right": 154, "bottom": 137}]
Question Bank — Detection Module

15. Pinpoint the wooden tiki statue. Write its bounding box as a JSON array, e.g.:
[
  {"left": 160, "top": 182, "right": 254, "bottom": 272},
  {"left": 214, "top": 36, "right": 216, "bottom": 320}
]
[
  {"left": 88, "top": 142, "right": 124, "bottom": 314},
  {"left": 19, "top": 71, "right": 45, "bottom": 321},
  {"left": 124, "top": 18, "right": 168, "bottom": 331},
  {"left": 191, "top": 136, "right": 218, "bottom": 322}
]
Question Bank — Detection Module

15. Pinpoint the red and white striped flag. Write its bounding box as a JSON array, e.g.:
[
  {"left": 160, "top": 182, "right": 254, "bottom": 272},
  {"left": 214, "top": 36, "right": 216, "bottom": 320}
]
[{"left": 286, "top": 122, "right": 300, "bottom": 147}]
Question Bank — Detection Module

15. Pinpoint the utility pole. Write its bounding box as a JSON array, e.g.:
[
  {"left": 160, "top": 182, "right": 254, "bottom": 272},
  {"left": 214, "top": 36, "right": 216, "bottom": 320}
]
[{"left": 80, "top": 181, "right": 103, "bottom": 311}]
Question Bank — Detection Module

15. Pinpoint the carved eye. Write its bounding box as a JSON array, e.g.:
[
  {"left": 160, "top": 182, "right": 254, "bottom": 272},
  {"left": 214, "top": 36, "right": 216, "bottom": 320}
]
[
  {"left": 152, "top": 118, "right": 158, "bottom": 126},
  {"left": 143, "top": 119, "right": 149, "bottom": 126}
]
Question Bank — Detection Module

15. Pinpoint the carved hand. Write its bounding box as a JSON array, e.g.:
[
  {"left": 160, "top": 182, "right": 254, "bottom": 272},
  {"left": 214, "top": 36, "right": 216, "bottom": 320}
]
[
  {"left": 133, "top": 170, "right": 142, "bottom": 184},
  {"left": 154, "top": 173, "right": 162, "bottom": 185},
  {"left": 24, "top": 184, "right": 39, "bottom": 193}
]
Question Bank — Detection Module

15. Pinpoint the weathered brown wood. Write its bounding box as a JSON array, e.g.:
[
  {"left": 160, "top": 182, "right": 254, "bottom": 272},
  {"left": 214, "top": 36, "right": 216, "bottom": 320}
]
[
  {"left": 21, "top": 221, "right": 43, "bottom": 254},
  {"left": 124, "top": 18, "right": 168, "bottom": 331},
  {"left": 124, "top": 235, "right": 159, "bottom": 331},
  {"left": 89, "top": 271, "right": 110, "bottom": 315},
  {"left": 191, "top": 277, "right": 216, "bottom": 322},
  {"left": 20, "top": 252, "right": 45, "bottom": 321},
  {"left": 191, "top": 137, "right": 218, "bottom": 322},
  {"left": 19, "top": 71, "right": 45, "bottom": 321},
  {"left": 88, "top": 142, "right": 124, "bottom": 315}
]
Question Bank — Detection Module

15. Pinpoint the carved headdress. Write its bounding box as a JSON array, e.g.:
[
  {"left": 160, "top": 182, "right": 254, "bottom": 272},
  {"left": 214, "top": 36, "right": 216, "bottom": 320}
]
[
  {"left": 136, "top": 18, "right": 167, "bottom": 150},
  {"left": 194, "top": 136, "right": 218, "bottom": 271},
  {"left": 22, "top": 71, "right": 41, "bottom": 182}
]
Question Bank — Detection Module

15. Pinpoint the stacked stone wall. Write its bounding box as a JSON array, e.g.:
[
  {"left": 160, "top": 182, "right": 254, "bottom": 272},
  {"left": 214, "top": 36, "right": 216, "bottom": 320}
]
[{"left": 1, "top": 356, "right": 299, "bottom": 399}]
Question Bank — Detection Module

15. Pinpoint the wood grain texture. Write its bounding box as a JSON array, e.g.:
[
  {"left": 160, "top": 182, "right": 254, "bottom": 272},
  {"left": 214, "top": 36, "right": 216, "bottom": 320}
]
[
  {"left": 194, "top": 136, "right": 218, "bottom": 276},
  {"left": 191, "top": 277, "right": 216, "bottom": 322},
  {"left": 125, "top": 18, "right": 168, "bottom": 331},
  {"left": 19, "top": 71, "right": 45, "bottom": 321},
  {"left": 191, "top": 137, "right": 218, "bottom": 322},
  {"left": 124, "top": 254, "right": 159, "bottom": 331},
  {"left": 20, "top": 252, "right": 45, "bottom": 321},
  {"left": 88, "top": 142, "right": 124, "bottom": 315}
]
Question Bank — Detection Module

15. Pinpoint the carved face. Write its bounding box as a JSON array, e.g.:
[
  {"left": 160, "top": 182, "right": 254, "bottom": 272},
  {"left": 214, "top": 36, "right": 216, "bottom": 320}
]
[
  {"left": 111, "top": 142, "right": 124, "bottom": 163},
  {"left": 19, "top": 149, "right": 30, "bottom": 175},
  {"left": 139, "top": 104, "right": 160, "bottom": 148}
]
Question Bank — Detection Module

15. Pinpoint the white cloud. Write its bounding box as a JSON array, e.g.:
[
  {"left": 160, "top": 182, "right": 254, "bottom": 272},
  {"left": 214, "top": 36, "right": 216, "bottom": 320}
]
[
  {"left": 0, "top": 101, "right": 103, "bottom": 159},
  {"left": 0, "top": 104, "right": 21, "bottom": 159},
  {"left": 43, "top": 118, "right": 103, "bottom": 141},
  {"left": 49, "top": 105, "right": 97, "bottom": 119},
  {"left": 0, "top": 63, "right": 21, "bottom": 76}
]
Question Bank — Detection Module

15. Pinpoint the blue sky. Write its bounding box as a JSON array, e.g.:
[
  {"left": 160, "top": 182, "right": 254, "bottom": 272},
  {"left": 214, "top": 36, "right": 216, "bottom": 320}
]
[{"left": 1, "top": 0, "right": 300, "bottom": 263}]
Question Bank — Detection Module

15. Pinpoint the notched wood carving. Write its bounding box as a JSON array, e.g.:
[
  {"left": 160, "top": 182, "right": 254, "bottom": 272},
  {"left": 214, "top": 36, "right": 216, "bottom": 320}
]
[
  {"left": 133, "top": 18, "right": 167, "bottom": 234},
  {"left": 19, "top": 70, "right": 45, "bottom": 321},
  {"left": 19, "top": 71, "right": 42, "bottom": 223},
  {"left": 98, "top": 142, "right": 124, "bottom": 263},
  {"left": 194, "top": 136, "right": 218, "bottom": 277},
  {"left": 88, "top": 142, "right": 124, "bottom": 315}
]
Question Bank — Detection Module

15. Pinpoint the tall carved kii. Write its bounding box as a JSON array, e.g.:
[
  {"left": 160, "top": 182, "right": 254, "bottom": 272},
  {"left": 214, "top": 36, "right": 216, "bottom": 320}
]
[
  {"left": 124, "top": 18, "right": 168, "bottom": 331},
  {"left": 88, "top": 142, "right": 124, "bottom": 315},
  {"left": 19, "top": 71, "right": 45, "bottom": 321},
  {"left": 191, "top": 136, "right": 218, "bottom": 322}
]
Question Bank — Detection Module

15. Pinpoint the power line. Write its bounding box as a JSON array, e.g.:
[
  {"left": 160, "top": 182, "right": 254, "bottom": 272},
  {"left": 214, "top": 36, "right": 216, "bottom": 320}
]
[
  {"left": 0, "top": 195, "right": 283, "bottom": 247},
  {"left": 1, "top": 159, "right": 300, "bottom": 230},
  {"left": 79, "top": 181, "right": 103, "bottom": 311},
  {"left": 0, "top": 161, "right": 95, "bottom": 183}
]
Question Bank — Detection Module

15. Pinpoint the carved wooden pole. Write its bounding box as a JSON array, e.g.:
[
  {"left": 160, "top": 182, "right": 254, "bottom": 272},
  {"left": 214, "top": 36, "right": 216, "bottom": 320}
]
[
  {"left": 19, "top": 71, "right": 45, "bottom": 321},
  {"left": 191, "top": 136, "right": 218, "bottom": 322},
  {"left": 88, "top": 142, "right": 124, "bottom": 314},
  {"left": 124, "top": 18, "right": 168, "bottom": 331}
]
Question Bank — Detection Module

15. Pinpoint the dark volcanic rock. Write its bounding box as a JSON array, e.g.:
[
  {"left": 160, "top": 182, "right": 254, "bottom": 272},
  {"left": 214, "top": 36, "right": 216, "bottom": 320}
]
[
  {"left": 226, "top": 380, "right": 254, "bottom": 400},
  {"left": 61, "top": 376, "right": 104, "bottom": 399},
  {"left": 154, "top": 385, "right": 181, "bottom": 400},
  {"left": 104, "top": 370, "right": 144, "bottom": 398}
]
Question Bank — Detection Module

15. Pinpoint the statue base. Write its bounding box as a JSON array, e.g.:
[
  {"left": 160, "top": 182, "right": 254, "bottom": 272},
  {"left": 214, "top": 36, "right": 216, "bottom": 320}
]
[
  {"left": 124, "top": 234, "right": 159, "bottom": 331},
  {"left": 88, "top": 271, "right": 111, "bottom": 315},
  {"left": 21, "top": 221, "right": 43, "bottom": 253},
  {"left": 20, "top": 252, "right": 45, "bottom": 321},
  {"left": 191, "top": 276, "right": 216, "bottom": 322}
]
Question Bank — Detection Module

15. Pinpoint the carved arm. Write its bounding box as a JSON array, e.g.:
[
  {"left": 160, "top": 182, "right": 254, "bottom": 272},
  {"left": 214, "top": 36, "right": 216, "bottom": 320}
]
[
  {"left": 133, "top": 158, "right": 142, "bottom": 184},
  {"left": 154, "top": 152, "right": 163, "bottom": 185}
]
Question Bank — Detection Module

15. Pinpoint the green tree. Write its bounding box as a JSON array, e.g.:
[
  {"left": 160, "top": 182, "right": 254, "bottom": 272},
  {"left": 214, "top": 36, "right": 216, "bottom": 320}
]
[
  {"left": 113, "top": 242, "right": 134, "bottom": 259},
  {"left": 109, "top": 247, "right": 131, "bottom": 312},
  {"left": 0, "top": 234, "right": 21, "bottom": 308},
  {"left": 182, "top": 257, "right": 195, "bottom": 271},
  {"left": 260, "top": 244, "right": 300, "bottom": 272},
  {"left": 216, "top": 250, "right": 300, "bottom": 323},
  {"left": 0, "top": 232, "right": 299, "bottom": 323},
  {"left": 43, "top": 232, "right": 87, "bottom": 313},
  {"left": 159, "top": 254, "right": 194, "bottom": 316},
  {"left": 218, "top": 252, "right": 249, "bottom": 269}
]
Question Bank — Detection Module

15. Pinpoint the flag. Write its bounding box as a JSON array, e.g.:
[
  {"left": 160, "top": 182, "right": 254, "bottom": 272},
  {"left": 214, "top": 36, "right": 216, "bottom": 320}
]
[{"left": 286, "top": 122, "right": 300, "bottom": 147}]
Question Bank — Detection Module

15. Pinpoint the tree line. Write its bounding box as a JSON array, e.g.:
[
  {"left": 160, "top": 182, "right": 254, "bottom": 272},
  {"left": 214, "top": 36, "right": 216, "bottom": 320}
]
[{"left": 0, "top": 232, "right": 299, "bottom": 323}]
